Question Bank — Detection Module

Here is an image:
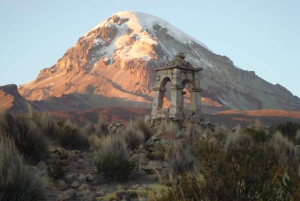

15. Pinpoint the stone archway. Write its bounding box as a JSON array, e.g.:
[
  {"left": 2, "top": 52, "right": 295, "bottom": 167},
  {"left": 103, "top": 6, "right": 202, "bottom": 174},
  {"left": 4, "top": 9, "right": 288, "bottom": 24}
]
[{"left": 150, "top": 53, "right": 203, "bottom": 122}]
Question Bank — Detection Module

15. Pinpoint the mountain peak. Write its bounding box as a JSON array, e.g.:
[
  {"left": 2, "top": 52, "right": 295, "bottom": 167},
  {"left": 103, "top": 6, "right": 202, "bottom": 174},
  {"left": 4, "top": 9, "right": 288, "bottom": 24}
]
[{"left": 16, "top": 12, "right": 300, "bottom": 113}]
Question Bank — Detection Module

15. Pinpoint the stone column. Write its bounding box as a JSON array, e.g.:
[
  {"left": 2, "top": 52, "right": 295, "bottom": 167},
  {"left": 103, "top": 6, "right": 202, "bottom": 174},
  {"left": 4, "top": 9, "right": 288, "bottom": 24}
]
[
  {"left": 190, "top": 87, "right": 202, "bottom": 116},
  {"left": 151, "top": 87, "right": 165, "bottom": 119},
  {"left": 169, "top": 85, "right": 184, "bottom": 119}
]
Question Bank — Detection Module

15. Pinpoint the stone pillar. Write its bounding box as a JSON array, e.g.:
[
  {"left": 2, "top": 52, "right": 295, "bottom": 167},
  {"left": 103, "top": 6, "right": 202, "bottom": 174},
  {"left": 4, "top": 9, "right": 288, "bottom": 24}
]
[
  {"left": 190, "top": 88, "right": 202, "bottom": 116},
  {"left": 169, "top": 85, "right": 184, "bottom": 119},
  {"left": 151, "top": 87, "right": 165, "bottom": 119}
]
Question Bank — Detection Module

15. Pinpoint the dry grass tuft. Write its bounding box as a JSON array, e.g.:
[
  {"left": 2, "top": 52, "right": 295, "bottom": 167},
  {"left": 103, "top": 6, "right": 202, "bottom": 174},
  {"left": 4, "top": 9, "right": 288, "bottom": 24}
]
[{"left": 0, "top": 137, "right": 47, "bottom": 201}]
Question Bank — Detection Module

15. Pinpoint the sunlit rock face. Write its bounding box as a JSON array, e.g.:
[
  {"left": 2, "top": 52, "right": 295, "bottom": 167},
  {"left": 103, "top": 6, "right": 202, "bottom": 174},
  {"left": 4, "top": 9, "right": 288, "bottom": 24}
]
[
  {"left": 17, "top": 11, "right": 300, "bottom": 112},
  {"left": 0, "top": 84, "right": 42, "bottom": 113}
]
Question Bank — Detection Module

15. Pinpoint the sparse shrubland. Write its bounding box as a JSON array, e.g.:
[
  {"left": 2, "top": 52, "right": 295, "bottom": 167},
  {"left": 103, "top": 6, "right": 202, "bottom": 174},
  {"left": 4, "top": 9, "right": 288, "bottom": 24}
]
[
  {"left": 159, "top": 122, "right": 300, "bottom": 201},
  {"left": 2, "top": 109, "right": 300, "bottom": 200}
]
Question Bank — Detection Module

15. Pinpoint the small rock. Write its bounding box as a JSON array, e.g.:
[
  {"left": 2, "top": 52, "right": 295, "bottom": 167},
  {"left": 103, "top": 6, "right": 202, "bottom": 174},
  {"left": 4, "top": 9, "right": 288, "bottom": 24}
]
[
  {"left": 86, "top": 173, "right": 95, "bottom": 182},
  {"left": 142, "top": 184, "right": 148, "bottom": 189},
  {"left": 55, "top": 190, "right": 75, "bottom": 201},
  {"left": 79, "top": 183, "right": 90, "bottom": 191},
  {"left": 78, "top": 173, "right": 86, "bottom": 182},
  {"left": 140, "top": 174, "right": 158, "bottom": 181},
  {"left": 37, "top": 161, "right": 47, "bottom": 170},
  {"left": 70, "top": 181, "right": 80, "bottom": 189},
  {"left": 139, "top": 154, "right": 150, "bottom": 165},
  {"left": 56, "top": 193, "right": 70, "bottom": 201},
  {"left": 81, "top": 193, "right": 96, "bottom": 201},
  {"left": 145, "top": 160, "right": 163, "bottom": 170},
  {"left": 128, "top": 170, "right": 146, "bottom": 179},
  {"left": 95, "top": 191, "right": 105, "bottom": 197},
  {"left": 64, "top": 173, "right": 75, "bottom": 184},
  {"left": 57, "top": 180, "right": 68, "bottom": 191},
  {"left": 162, "top": 162, "right": 169, "bottom": 168}
]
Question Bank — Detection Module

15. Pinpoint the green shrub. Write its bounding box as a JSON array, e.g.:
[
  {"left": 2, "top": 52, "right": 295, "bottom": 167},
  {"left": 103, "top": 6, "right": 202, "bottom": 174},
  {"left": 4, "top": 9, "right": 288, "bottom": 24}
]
[
  {"left": 94, "top": 134, "right": 135, "bottom": 181},
  {"left": 54, "top": 120, "right": 89, "bottom": 150},
  {"left": 244, "top": 127, "right": 269, "bottom": 143},
  {"left": 275, "top": 121, "right": 300, "bottom": 140},
  {"left": 95, "top": 154, "right": 135, "bottom": 181},
  {"left": 47, "top": 160, "right": 67, "bottom": 180},
  {"left": 0, "top": 137, "right": 47, "bottom": 201},
  {"left": 0, "top": 112, "right": 49, "bottom": 164}
]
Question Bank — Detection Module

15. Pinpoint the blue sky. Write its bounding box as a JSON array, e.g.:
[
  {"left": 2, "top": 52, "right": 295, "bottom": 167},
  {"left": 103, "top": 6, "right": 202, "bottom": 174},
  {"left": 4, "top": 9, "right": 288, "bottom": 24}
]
[{"left": 0, "top": 0, "right": 299, "bottom": 97}]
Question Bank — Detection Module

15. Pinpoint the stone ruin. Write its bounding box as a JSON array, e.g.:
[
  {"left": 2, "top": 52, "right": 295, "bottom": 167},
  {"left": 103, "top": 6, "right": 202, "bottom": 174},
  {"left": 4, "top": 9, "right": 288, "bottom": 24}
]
[{"left": 147, "top": 52, "right": 204, "bottom": 123}]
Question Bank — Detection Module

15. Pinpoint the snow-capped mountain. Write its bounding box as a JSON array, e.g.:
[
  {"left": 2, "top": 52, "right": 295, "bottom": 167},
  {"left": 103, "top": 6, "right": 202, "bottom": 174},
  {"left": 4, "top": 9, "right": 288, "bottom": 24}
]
[{"left": 17, "top": 11, "right": 300, "bottom": 112}]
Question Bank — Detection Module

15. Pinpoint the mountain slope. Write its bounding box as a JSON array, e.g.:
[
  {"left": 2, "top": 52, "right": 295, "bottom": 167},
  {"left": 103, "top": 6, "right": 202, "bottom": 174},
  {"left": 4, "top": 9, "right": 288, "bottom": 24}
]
[
  {"left": 0, "top": 84, "right": 39, "bottom": 113},
  {"left": 18, "top": 11, "right": 300, "bottom": 112}
]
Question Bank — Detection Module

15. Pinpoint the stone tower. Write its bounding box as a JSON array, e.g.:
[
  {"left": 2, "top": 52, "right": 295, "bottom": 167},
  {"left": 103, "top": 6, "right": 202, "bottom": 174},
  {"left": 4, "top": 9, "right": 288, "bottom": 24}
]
[{"left": 150, "top": 52, "right": 203, "bottom": 122}]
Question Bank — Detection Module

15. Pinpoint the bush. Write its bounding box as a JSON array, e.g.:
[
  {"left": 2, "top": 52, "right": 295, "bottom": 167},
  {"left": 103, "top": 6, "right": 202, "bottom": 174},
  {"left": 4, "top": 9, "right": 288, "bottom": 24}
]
[
  {"left": 0, "top": 137, "right": 47, "bottom": 201},
  {"left": 134, "top": 117, "right": 153, "bottom": 141},
  {"left": 95, "top": 154, "right": 135, "bottom": 181},
  {"left": 36, "top": 112, "right": 57, "bottom": 140},
  {"left": 94, "top": 118, "right": 110, "bottom": 137},
  {"left": 161, "top": 125, "right": 300, "bottom": 200},
  {"left": 123, "top": 125, "right": 144, "bottom": 150},
  {"left": 168, "top": 141, "right": 195, "bottom": 177},
  {"left": 54, "top": 120, "right": 89, "bottom": 150},
  {"left": 157, "top": 173, "right": 201, "bottom": 201},
  {"left": 94, "top": 134, "right": 135, "bottom": 181},
  {"left": 0, "top": 112, "right": 49, "bottom": 164},
  {"left": 275, "top": 121, "right": 300, "bottom": 140},
  {"left": 47, "top": 160, "right": 67, "bottom": 180}
]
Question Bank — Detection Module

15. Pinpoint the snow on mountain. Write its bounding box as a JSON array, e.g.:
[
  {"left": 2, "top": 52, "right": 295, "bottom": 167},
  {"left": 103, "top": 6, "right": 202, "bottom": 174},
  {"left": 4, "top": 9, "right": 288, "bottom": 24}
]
[{"left": 17, "top": 11, "right": 300, "bottom": 113}]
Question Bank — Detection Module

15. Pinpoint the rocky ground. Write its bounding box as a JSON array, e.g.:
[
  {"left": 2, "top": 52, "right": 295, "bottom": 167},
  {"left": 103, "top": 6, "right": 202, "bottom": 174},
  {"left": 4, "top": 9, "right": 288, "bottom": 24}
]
[{"left": 34, "top": 131, "right": 178, "bottom": 201}]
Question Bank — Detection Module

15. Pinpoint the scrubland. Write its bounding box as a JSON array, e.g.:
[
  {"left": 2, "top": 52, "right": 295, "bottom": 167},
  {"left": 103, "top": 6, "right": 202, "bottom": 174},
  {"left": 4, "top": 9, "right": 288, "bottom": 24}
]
[{"left": 1, "top": 110, "right": 300, "bottom": 201}]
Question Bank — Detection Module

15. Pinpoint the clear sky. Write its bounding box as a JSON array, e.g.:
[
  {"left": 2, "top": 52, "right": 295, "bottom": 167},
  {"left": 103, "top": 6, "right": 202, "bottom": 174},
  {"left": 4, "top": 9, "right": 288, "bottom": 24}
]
[{"left": 0, "top": 0, "right": 299, "bottom": 97}]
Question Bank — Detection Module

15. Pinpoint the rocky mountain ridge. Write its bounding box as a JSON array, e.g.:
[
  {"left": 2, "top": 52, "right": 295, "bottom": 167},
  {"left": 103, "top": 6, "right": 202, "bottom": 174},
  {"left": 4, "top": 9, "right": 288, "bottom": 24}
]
[{"left": 6, "top": 11, "right": 300, "bottom": 113}]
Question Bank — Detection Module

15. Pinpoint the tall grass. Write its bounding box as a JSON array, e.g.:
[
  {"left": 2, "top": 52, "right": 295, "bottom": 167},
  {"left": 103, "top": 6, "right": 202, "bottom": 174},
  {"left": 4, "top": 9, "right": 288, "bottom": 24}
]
[
  {"left": 0, "top": 112, "right": 49, "bottom": 164},
  {"left": 123, "top": 125, "right": 145, "bottom": 150},
  {"left": 0, "top": 137, "right": 47, "bottom": 201},
  {"left": 54, "top": 120, "right": 89, "bottom": 150},
  {"left": 94, "top": 134, "right": 135, "bottom": 180}
]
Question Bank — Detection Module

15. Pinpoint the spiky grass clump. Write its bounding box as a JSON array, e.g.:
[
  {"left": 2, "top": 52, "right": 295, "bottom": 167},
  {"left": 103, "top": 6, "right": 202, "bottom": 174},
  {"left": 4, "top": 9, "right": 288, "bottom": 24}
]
[
  {"left": 93, "top": 118, "right": 110, "bottom": 137},
  {"left": 157, "top": 120, "right": 179, "bottom": 133},
  {"left": 0, "top": 137, "right": 47, "bottom": 201},
  {"left": 94, "top": 134, "right": 135, "bottom": 181},
  {"left": 168, "top": 141, "right": 195, "bottom": 178},
  {"left": 55, "top": 120, "right": 89, "bottom": 150},
  {"left": 36, "top": 112, "right": 57, "bottom": 140},
  {"left": 123, "top": 125, "right": 145, "bottom": 150},
  {"left": 0, "top": 112, "right": 49, "bottom": 164},
  {"left": 134, "top": 118, "right": 153, "bottom": 141}
]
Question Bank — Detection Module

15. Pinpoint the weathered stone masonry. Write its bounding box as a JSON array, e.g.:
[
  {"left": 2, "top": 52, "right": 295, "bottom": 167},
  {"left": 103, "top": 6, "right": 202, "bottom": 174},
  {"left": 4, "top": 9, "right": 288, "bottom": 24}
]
[{"left": 150, "top": 53, "right": 203, "bottom": 122}]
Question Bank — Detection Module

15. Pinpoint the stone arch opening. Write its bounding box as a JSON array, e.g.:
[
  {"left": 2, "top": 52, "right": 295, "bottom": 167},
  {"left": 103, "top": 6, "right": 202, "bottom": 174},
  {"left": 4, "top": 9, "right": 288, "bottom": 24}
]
[
  {"left": 159, "top": 77, "right": 172, "bottom": 109},
  {"left": 150, "top": 53, "right": 203, "bottom": 121},
  {"left": 182, "top": 79, "right": 193, "bottom": 115}
]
